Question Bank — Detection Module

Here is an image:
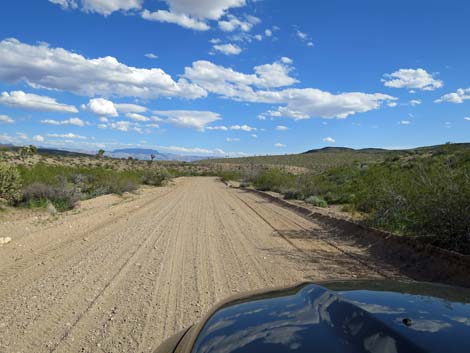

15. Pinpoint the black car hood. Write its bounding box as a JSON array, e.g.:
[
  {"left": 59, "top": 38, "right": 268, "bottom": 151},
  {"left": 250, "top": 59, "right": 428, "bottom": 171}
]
[{"left": 189, "top": 281, "right": 470, "bottom": 353}]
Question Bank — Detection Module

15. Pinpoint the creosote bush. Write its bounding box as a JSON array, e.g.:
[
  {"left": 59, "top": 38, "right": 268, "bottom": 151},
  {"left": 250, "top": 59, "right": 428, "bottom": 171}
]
[
  {"left": 253, "top": 169, "right": 296, "bottom": 192},
  {"left": 141, "top": 167, "right": 171, "bottom": 186}
]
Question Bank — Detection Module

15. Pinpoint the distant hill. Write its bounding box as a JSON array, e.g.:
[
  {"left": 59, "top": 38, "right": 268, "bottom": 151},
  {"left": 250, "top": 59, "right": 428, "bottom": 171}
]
[
  {"left": 109, "top": 148, "right": 206, "bottom": 162},
  {"left": 302, "top": 146, "right": 356, "bottom": 154},
  {"left": 200, "top": 143, "right": 470, "bottom": 174},
  {"left": 302, "top": 146, "right": 400, "bottom": 154}
]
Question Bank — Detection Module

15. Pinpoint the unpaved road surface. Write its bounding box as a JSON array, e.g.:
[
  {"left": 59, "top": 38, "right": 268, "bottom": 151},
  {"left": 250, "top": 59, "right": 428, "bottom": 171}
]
[{"left": 0, "top": 177, "right": 405, "bottom": 353}]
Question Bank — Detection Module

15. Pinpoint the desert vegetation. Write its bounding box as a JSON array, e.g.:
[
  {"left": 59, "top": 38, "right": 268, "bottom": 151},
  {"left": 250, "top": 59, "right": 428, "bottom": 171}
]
[
  {"left": 0, "top": 148, "right": 172, "bottom": 211},
  {"left": 216, "top": 143, "right": 470, "bottom": 254},
  {"left": 201, "top": 147, "right": 395, "bottom": 173}
]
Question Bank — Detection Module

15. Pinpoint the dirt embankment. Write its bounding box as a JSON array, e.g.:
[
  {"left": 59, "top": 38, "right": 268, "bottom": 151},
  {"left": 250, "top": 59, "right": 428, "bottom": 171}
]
[{"left": 0, "top": 177, "right": 463, "bottom": 353}]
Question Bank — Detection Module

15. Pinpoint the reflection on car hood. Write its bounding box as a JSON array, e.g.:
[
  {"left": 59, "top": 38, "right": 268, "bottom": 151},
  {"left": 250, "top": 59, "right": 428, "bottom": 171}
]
[{"left": 190, "top": 281, "right": 470, "bottom": 353}]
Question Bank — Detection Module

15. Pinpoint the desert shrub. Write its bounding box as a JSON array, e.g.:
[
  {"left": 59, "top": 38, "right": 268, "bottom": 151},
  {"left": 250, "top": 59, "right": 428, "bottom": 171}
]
[
  {"left": 16, "top": 163, "right": 148, "bottom": 207},
  {"left": 85, "top": 171, "right": 140, "bottom": 195},
  {"left": 22, "top": 182, "right": 79, "bottom": 211},
  {"left": 219, "top": 170, "right": 241, "bottom": 182},
  {"left": 141, "top": 167, "right": 170, "bottom": 186},
  {"left": 305, "top": 195, "right": 328, "bottom": 208},
  {"left": 283, "top": 189, "right": 304, "bottom": 200},
  {"left": 253, "top": 169, "right": 296, "bottom": 192},
  {"left": 93, "top": 178, "right": 138, "bottom": 195},
  {"left": 352, "top": 155, "right": 470, "bottom": 252},
  {"left": 0, "top": 163, "right": 22, "bottom": 203}
]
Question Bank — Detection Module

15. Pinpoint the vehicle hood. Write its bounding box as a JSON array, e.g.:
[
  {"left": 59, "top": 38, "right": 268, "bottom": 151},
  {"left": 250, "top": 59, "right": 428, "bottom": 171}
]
[{"left": 189, "top": 281, "right": 470, "bottom": 353}]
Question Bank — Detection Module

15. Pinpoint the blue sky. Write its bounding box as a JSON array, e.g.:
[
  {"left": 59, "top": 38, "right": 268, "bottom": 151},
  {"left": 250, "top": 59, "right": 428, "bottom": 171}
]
[{"left": 0, "top": 0, "right": 469, "bottom": 156}]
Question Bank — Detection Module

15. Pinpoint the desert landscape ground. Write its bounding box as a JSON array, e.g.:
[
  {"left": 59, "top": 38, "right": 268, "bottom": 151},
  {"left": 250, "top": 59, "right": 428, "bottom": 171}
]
[
  {"left": 0, "top": 144, "right": 469, "bottom": 353},
  {"left": 0, "top": 177, "right": 413, "bottom": 353}
]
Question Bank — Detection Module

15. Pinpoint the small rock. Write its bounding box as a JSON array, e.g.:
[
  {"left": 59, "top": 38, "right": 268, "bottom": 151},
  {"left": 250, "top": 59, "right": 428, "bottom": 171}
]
[{"left": 0, "top": 237, "right": 12, "bottom": 246}]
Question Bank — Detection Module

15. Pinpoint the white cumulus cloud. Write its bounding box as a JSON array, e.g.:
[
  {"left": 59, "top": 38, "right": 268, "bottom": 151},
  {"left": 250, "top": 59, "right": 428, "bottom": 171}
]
[
  {"left": 125, "top": 113, "right": 151, "bottom": 121},
  {"left": 207, "top": 125, "right": 229, "bottom": 131},
  {"left": 0, "top": 38, "right": 206, "bottom": 100},
  {"left": 183, "top": 59, "right": 395, "bottom": 119},
  {"left": 275, "top": 143, "right": 286, "bottom": 148},
  {"left": 218, "top": 14, "right": 260, "bottom": 32},
  {"left": 83, "top": 98, "right": 118, "bottom": 117},
  {"left": 184, "top": 59, "right": 297, "bottom": 93},
  {"left": 161, "top": 0, "right": 245, "bottom": 21},
  {"left": 382, "top": 68, "right": 443, "bottom": 91},
  {"left": 0, "top": 115, "right": 14, "bottom": 124},
  {"left": 435, "top": 88, "right": 470, "bottom": 103},
  {"left": 153, "top": 110, "right": 221, "bottom": 131},
  {"left": 41, "top": 118, "right": 86, "bottom": 127},
  {"left": 141, "top": 0, "right": 247, "bottom": 30},
  {"left": 323, "top": 137, "right": 335, "bottom": 143},
  {"left": 141, "top": 10, "right": 210, "bottom": 31},
  {"left": 230, "top": 124, "right": 256, "bottom": 131},
  {"left": 213, "top": 43, "right": 242, "bottom": 55},
  {"left": 99, "top": 120, "right": 143, "bottom": 133},
  {"left": 115, "top": 103, "right": 148, "bottom": 113},
  {"left": 47, "top": 133, "right": 87, "bottom": 139},
  {"left": 49, "top": 0, "right": 143, "bottom": 16},
  {"left": 280, "top": 57, "right": 293, "bottom": 64},
  {"left": 0, "top": 90, "right": 78, "bottom": 113},
  {"left": 276, "top": 125, "right": 289, "bottom": 131},
  {"left": 33, "top": 135, "right": 45, "bottom": 142}
]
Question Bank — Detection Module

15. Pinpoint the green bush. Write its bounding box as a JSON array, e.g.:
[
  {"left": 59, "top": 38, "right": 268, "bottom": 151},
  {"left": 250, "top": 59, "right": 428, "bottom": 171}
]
[
  {"left": 15, "top": 163, "right": 167, "bottom": 210},
  {"left": 253, "top": 169, "right": 296, "bottom": 192},
  {"left": 342, "top": 154, "right": 470, "bottom": 253},
  {"left": 0, "top": 163, "right": 22, "bottom": 203},
  {"left": 305, "top": 195, "right": 328, "bottom": 208},
  {"left": 219, "top": 170, "right": 241, "bottom": 182},
  {"left": 141, "top": 167, "right": 170, "bottom": 186}
]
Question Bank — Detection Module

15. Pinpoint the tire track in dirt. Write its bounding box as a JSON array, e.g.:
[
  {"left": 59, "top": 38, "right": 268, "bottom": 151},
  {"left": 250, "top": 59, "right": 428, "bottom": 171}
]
[
  {"left": 232, "top": 188, "right": 403, "bottom": 279},
  {"left": 0, "top": 184, "right": 178, "bottom": 288},
  {"left": 48, "top": 190, "right": 187, "bottom": 353},
  {"left": 0, "top": 183, "right": 186, "bottom": 353},
  {"left": 0, "top": 177, "right": 408, "bottom": 353}
]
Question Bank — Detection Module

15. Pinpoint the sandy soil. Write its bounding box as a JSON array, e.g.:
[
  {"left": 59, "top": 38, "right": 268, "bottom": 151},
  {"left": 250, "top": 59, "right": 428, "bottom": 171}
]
[{"left": 0, "top": 177, "right": 406, "bottom": 353}]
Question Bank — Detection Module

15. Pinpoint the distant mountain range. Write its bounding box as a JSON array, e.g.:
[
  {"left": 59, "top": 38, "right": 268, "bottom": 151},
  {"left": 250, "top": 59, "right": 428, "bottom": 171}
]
[
  {"left": 108, "top": 148, "right": 207, "bottom": 162},
  {"left": 0, "top": 144, "right": 209, "bottom": 162}
]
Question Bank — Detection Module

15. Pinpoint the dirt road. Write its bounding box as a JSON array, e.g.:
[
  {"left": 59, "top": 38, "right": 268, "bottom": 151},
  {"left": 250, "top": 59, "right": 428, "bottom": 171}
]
[{"left": 0, "top": 177, "right": 405, "bottom": 353}]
